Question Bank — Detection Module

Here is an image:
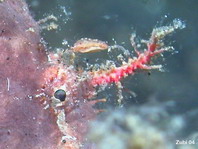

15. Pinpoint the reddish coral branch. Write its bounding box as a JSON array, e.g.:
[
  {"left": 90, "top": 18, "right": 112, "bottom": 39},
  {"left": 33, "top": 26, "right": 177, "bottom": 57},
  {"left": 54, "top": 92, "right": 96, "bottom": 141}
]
[{"left": 91, "top": 19, "right": 185, "bottom": 86}]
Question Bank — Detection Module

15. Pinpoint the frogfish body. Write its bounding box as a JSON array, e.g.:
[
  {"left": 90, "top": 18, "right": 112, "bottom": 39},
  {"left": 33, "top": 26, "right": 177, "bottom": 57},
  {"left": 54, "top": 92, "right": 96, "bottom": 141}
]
[{"left": 0, "top": 0, "right": 97, "bottom": 148}]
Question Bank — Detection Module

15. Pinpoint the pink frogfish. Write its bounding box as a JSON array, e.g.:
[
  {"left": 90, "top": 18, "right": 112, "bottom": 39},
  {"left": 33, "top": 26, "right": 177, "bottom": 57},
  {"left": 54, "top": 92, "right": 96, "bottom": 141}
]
[
  {"left": 0, "top": 0, "right": 185, "bottom": 149},
  {"left": 0, "top": 0, "right": 98, "bottom": 148}
]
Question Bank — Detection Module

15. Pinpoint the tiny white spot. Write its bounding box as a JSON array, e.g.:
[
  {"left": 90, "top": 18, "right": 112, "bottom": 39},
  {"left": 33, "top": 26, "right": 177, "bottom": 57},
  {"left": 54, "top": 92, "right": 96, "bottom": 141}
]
[
  {"left": 6, "top": 78, "right": 10, "bottom": 91},
  {"left": 43, "top": 104, "right": 49, "bottom": 110}
]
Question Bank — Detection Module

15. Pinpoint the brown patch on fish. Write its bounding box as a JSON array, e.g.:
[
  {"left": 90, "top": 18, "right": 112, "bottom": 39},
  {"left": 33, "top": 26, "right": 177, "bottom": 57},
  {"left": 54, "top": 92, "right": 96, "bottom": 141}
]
[{"left": 72, "top": 38, "right": 108, "bottom": 53}]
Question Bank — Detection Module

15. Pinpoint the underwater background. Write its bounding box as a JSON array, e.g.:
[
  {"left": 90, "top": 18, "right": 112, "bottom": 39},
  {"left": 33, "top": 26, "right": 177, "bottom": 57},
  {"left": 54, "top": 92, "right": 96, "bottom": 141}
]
[{"left": 26, "top": 0, "right": 198, "bottom": 147}]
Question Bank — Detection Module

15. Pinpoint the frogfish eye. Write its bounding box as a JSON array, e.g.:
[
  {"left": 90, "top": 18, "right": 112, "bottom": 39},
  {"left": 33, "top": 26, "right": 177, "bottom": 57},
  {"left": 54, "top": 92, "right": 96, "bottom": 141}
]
[{"left": 54, "top": 89, "right": 66, "bottom": 101}]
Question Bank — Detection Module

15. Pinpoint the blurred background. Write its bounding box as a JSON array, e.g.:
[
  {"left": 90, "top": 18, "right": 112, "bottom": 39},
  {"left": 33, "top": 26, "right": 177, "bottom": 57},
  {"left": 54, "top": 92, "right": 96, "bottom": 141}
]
[{"left": 26, "top": 0, "right": 198, "bottom": 143}]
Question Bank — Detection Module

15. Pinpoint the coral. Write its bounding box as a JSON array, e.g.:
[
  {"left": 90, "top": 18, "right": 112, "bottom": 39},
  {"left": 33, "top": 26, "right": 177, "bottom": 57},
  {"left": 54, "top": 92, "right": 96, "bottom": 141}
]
[
  {"left": 87, "top": 104, "right": 184, "bottom": 149},
  {"left": 88, "top": 102, "right": 198, "bottom": 149},
  {"left": 87, "top": 108, "right": 171, "bottom": 149}
]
